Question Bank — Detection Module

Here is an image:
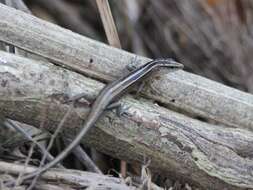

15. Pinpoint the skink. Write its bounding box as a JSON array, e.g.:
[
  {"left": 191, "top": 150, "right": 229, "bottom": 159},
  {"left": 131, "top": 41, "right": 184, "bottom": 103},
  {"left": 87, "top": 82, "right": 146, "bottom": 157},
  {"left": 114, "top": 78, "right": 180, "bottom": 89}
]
[{"left": 17, "top": 58, "right": 183, "bottom": 181}]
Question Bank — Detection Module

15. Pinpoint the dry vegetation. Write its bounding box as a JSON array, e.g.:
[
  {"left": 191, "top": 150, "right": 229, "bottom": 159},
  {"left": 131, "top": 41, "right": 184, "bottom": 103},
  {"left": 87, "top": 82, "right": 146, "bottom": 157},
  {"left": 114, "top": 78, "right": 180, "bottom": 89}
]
[
  {"left": 0, "top": 0, "right": 253, "bottom": 189},
  {"left": 25, "top": 0, "right": 253, "bottom": 91}
]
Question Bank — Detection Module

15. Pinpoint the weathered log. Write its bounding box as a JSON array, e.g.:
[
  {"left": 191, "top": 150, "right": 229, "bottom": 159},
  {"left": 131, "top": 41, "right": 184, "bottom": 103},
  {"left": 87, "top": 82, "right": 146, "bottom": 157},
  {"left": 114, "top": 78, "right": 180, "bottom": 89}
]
[
  {"left": 1, "top": 51, "right": 253, "bottom": 189},
  {"left": 0, "top": 161, "right": 133, "bottom": 189},
  {"left": 0, "top": 4, "right": 252, "bottom": 132}
]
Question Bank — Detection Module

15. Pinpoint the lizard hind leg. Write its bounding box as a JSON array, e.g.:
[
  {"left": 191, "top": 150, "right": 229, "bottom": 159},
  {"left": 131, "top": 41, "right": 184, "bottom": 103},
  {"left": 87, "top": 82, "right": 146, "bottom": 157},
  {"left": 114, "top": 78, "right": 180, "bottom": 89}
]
[{"left": 106, "top": 102, "right": 130, "bottom": 117}]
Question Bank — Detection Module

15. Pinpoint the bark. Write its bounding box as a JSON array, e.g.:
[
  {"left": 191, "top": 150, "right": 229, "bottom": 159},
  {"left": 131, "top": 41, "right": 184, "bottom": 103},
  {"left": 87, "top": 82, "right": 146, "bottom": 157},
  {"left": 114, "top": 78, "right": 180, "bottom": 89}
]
[
  {"left": 0, "top": 161, "right": 133, "bottom": 189},
  {"left": 0, "top": 51, "right": 253, "bottom": 189},
  {"left": 0, "top": 4, "right": 252, "bottom": 132}
]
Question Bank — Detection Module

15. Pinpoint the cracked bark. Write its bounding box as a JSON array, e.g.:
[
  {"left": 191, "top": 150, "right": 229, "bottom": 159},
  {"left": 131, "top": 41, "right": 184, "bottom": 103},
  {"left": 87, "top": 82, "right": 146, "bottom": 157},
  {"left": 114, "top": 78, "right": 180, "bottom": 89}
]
[
  {"left": 0, "top": 3, "right": 253, "bottom": 132},
  {"left": 0, "top": 51, "right": 253, "bottom": 189}
]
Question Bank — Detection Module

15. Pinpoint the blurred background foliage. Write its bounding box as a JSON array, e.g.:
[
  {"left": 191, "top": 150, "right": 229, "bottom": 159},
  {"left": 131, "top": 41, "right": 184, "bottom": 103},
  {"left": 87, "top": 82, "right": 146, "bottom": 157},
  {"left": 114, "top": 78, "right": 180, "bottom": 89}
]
[{"left": 24, "top": 0, "right": 253, "bottom": 92}]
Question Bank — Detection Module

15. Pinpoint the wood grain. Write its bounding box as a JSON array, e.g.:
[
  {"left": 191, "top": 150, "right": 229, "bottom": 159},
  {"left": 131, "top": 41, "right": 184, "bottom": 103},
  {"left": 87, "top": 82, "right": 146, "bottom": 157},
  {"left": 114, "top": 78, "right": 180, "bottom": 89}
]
[
  {"left": 1, "top": 51, "right": 253, "bottom": 189},
  {"left": 0, "top": 4, "right": 252, "bottom": 132}
]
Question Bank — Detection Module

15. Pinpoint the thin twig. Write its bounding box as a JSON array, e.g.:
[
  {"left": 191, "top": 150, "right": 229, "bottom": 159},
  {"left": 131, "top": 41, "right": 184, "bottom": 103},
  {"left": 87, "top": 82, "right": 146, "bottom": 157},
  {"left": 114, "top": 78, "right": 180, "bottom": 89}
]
[
  {"left": 26, "top": 104, "right": 74, "bottom": 189},
  {"left": 14, "top": 143, "right": 35, "bottom": 188},
  {"left": 63, "top": 138, "right": 102, "bottom": 174},
  {"left": 4, "top": 119, "right": 64, "bottom": 168},
  {"left": 96, "top": 0, "right": 121, "bottom": 48}
]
